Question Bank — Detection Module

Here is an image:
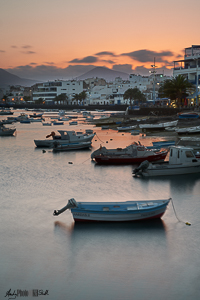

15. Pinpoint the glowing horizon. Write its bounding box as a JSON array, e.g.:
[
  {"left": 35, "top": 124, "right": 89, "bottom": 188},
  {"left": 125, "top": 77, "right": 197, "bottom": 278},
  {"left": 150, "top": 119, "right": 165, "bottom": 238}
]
[{"left": 1, "top": 0, "right": 200, "bottom": 80}]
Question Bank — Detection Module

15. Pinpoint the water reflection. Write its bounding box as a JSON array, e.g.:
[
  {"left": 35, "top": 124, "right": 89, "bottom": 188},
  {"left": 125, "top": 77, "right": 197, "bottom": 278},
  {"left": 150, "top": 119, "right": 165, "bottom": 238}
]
[
  {"left": 54, "top": 219, "right": 167, "bottom": 237},
  {"left": 136, "top": 173, "right": 200, "bottom": 194}
]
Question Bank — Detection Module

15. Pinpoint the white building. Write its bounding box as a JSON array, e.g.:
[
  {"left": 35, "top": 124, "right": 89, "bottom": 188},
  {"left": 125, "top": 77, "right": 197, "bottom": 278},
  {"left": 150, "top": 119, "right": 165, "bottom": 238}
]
[
  {"left": 173, "top": 45, "right": 200, "bottom": 104},
  {"left": 32, "top": 80, "right": 84, "bottom": 104}
]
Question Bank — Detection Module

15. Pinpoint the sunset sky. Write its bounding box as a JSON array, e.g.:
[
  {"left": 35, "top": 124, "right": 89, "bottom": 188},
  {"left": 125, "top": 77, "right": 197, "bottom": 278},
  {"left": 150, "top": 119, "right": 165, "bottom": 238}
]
[{"left": 1, "top": 0, "right": 200, "bottom": 81}]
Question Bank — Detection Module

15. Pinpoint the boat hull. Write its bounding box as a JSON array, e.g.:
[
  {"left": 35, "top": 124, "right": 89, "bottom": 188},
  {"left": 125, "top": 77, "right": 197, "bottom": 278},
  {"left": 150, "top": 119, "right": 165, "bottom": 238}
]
[
  {"left": 53, "top": 142, "right": 92, "bottom": 151},
  {"left": 141, "top": 163, "right": 200, "bottom": 177},
  {"left": 34, "top": 133, "right": 95, "bottom": 147},
  {"left": 0, "top": 128, "right": 16, "bottom": 136},
  {"left": 71, "top": 199, "right": 170, "bottom": 222},
  {"left": 94, "top": 151, "right": 167, "bottom": 164}
]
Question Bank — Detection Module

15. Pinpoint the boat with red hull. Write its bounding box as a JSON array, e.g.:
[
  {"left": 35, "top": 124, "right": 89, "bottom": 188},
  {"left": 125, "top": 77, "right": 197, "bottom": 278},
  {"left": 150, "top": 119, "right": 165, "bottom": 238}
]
[{"left": 91, "top": 142, "right": 168, "bottom": 165}]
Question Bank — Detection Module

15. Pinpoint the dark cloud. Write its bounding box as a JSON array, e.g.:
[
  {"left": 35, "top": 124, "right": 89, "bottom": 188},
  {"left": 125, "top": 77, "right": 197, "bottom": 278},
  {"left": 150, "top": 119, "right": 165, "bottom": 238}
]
[
  {"left": 112, "top": 64, "right": 133, "bottom": 74},
  {"left": 101, "top": 59, "right": 115, "bottom": 64},
  {"left": 0, "top": 50, "right": 5, "bottom": 53},
  {"left": 95, "top": 51, "right": 116, "bottom": 56},
  {"left": 44, "top": 62, "right": 55, "bottom": 65},
  {"left": 121, "top": 49, "right": 174, "bottom": 63},
  {"left": 69, "top": 56, "right": 98, "bottom": 64},
  {"left": 21, "top": 51, "right": 36, "bottom": 54},
  {"left": 11, "top": 45, "right": 17, "bottom": 48},
  {"left": 22, "top": 45, "right": 32, "bottom": 49}
]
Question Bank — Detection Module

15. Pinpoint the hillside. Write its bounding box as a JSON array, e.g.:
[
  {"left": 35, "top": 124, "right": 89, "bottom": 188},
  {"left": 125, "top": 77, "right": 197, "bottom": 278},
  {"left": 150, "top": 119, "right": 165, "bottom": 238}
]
[
  {"left": 77, "top": 66, "right": 129, "bottom": 81},
  {"left": 0, "top": 68, "right": 40, "bottom": 87}
]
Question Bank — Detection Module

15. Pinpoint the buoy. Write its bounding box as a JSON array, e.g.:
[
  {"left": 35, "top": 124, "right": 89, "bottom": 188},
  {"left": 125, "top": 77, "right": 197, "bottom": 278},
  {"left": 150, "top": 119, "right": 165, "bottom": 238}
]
[{"left": 185, "top": 222, "right": 191, "bottom": 226}]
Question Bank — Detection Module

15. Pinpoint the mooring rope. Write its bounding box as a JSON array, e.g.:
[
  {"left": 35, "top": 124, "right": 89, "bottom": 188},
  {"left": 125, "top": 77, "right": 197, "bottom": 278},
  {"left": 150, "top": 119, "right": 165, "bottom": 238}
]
[
  {"left": 95, "top": 132, "right": 105, "bottom": 143},
  {"left": 171, "top": 198, "right": 191, "bottom": 226}
]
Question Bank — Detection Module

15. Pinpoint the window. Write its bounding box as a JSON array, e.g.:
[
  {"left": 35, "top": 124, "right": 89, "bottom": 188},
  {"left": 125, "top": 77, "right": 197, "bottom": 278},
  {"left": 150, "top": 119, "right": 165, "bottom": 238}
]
[{"left": 185, "top": 151, "right": 194, "bottom": 158}]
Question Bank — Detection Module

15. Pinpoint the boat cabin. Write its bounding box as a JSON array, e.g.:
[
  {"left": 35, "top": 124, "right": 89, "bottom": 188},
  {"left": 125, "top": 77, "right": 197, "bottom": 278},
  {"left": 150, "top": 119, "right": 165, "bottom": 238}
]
[{"left": 168, "top": 146, "right": 198, "bottom": 164}]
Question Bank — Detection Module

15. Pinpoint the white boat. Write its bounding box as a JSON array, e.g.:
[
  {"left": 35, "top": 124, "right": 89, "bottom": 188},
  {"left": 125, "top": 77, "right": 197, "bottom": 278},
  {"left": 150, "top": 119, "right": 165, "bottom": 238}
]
[
  {"left": 176, "top": 137, "right": 200, "bottom": 150},
  {"left": 133, "top": 145, "right": 200, "bottom": 177},
  {"left": 0, "top": 125, "right": 16, "bottom": 136},
  {"left": 117, "top": 125, "right": 137, "bottom": 131},
  {"left": 53, "top": 197, "right": 171, "bottom": 222},
  {"left": 15, "top": 113, "right": 29, "bottom": 121},
  {"left": 34, "top": 130, "right": 95, "bottom": 147},
  {"left": 175, "top": 126, "right": 200, "bottom": 135},
  {"left": 139, "top": 120, "right": 178, "bottom": 130},
  {"left": 53, "top": 141, "right": 92, "bottom": 152}
]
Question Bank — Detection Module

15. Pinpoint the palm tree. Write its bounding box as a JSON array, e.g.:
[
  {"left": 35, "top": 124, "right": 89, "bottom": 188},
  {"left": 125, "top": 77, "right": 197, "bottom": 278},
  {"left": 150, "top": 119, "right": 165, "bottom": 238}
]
[
  {"left": 159, "top": 75, "right": 195, "bottom": 107},
  {"left": 123, "top": 88, "right": 146, "bottom": 105}
]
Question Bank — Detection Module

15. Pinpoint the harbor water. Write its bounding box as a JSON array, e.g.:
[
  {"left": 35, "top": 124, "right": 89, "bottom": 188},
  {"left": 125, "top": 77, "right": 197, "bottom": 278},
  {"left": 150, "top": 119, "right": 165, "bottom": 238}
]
[{"left": 1, "top": 110, "right": 200, "bottom": 300}]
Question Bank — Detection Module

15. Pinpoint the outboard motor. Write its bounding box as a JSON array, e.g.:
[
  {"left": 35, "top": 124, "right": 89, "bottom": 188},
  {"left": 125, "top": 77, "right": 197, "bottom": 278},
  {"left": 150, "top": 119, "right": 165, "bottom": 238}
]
[
  {"left": 133, "top": 160, "right": 149, "bottom": 176},
  {"left": 53, "top": 198, "right": 78, "bottom": 216}
]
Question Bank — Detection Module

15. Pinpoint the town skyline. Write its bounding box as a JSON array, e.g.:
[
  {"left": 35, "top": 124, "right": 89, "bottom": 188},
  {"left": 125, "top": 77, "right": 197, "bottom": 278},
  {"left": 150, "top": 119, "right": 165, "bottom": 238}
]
[{"left": 1, "top": 0, "right": 200, "bottom": 81}]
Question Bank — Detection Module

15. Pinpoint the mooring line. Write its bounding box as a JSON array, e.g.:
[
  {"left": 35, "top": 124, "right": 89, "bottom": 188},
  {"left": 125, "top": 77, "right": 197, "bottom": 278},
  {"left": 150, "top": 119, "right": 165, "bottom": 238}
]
[{"left": 171, "top": 198, "right": 191, "bottom": 226}]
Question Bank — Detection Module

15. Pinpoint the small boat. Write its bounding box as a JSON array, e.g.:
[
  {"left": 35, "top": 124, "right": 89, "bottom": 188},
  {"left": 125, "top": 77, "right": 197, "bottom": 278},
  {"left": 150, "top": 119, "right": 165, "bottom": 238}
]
[
  {"left": 91, "top": 142, "right": 168, "bottom": 164},
  {"left": 175, "top": 126, "right": 200, "bottom": 135},
  {"left": 69, "top": 121, "right": 78, "bottom": 125},
  {"left": 139, "top": 120, "right": 178, "bottom": 130},
  {"left": 52, "top": 121, "right": 64, "bottom": 125},
  {"left": 0, "top": 109, "right": 13, "bottom": 115},
  {"left": 178, "top": 112, "right": 199, "bottom": 119},
  {"left": 29, "top": 118, "right": 43, "bottom": 122},
  {"left": 34, "top": 130, "right": 95, "bottom": 147},
  {"left": 15, "top": 113, "right": 29, "bottom": 121},
  {"left": 53, "top": 197, "right": 171, "bottom": 222},
  {"left": 42, "top": 122, "right": 52, "bottom": 126},
  {"left": 53, "top": 141, "right": 92, "bottom": 152},
  {"left": 133, "top": 145, "right": 200, "bottom": 177},
  {"left": 29, "top": 113, "right": 43, "bottom": 118},
  {"left": 176, "top": 137, "right": 200, "bottom": 150},
  {"left": 20, "top": 119, "right": 31, "bottom": 123},
  {"left": 0, "top": 125, "right": 16, "bottom": 136},
  {"left": 131, "top": 130, "right": 140, "bottom": 135},
  {"left": 117, "top": 125, "right": 137, "bottom": 131},
  {"left": 146, "top": 140, "right": 176, "bottom": 149}
]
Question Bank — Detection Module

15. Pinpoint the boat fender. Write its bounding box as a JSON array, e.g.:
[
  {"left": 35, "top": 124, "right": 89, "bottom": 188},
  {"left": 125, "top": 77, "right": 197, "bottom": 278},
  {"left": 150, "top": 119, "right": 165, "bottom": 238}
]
[{"left": 133, "top": 160, "right": 149, "bottom": 176}]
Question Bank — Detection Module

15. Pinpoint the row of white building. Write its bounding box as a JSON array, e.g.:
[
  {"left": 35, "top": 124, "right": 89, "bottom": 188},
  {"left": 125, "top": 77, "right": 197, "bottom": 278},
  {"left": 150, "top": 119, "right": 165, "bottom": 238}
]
[
  {"left": 30, "top": 73, "right": 169, "bottom": 105},
  {"left": 3, "top": 45, "right": 200, "bottom": 106}
]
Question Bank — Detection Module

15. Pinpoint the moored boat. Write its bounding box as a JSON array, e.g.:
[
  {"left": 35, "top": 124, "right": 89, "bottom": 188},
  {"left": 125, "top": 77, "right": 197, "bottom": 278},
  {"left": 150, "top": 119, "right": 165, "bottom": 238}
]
[
  {"left": 133, "top": 145, "right": 200, "bottom": 177},
  {"left": 0, "top": 125, "right": 16, "bottom": 136},
  {"left": 91, "top": 142, "right": 168, "bottom": 164},
  {"left": 178, "top": 112, "right": 199, "bottom": 119},
  {"left": 53, "top": 197, "right": 171, "bottom": 222},
  {"left": 117, "top": 125, "right": 137, "bottom": 131},
  {"left": 53, "top": 141, "right": 92, "bottom": 152},
  {"left": 34, "top": 130, "right": 95, "bottom": 147},
  {"left": 139, "top": 120, "right": 178, "bottom": 130}
]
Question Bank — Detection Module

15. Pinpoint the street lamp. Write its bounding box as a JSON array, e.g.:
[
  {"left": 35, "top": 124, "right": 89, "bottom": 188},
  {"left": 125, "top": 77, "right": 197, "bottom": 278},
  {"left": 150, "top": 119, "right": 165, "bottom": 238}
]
[
  {"left": 149, "top": 57, "right": 157, "bottom": 105},
  {"left": 194, "top": 57, "right": 199, "bottom": 106}
]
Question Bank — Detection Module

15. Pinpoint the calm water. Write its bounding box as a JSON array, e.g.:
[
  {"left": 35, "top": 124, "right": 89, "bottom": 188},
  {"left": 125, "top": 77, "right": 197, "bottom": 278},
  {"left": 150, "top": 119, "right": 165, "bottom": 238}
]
[{"left": 1, "top": 110, "right": 200, "bottom": 300}]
